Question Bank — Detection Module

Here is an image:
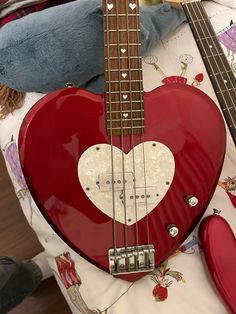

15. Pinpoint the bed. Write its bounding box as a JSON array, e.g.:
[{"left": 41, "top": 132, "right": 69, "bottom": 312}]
[{"left": 0, "top": 1, "right": 235, "bottom": 313}]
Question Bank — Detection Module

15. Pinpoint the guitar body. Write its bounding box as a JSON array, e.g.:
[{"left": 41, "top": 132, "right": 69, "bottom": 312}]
[{"left": 19, "top": 83, "right": 226, "bottom": 281}]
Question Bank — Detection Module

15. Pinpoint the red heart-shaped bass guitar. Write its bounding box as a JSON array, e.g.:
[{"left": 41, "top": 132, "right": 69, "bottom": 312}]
[{"left": 19, "top": 0, "right": 230, "bottom": 281}]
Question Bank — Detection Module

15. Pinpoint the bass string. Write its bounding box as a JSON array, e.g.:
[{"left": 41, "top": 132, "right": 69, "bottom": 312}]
[
  {"left": 105, "top": 0, "right": 117, "bottom": 259},
  {"left": 121, "top": 0, "right": 150, "bottom": 252},
  {"left": 133, "top": 0, "right": 150, "bottom": 246},
  {"left": 115, "top": 0, "right": 129, "bottom": 255},
  {"left": 109, "top": 0, "right": 150, "bottom": 260},
  {"left": 125, "top": 0, "right": 140, "bottom": 249}
]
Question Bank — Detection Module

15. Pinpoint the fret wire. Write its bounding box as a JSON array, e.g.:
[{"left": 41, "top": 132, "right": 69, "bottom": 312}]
[
  {"left": 189, "top": 18, "right": 208, "bottom": 23},
  {"left": 107, "top": 126, "right": 144, "bottom": 130},
  {"left": 196, "top": 35, "right": 217, "bottom": 40},
  {"left": 206, "top": 53, "right": 225, "bottom": 57},
  {"left": 105, "top": 43, "right": 141, "bottom": 46},
  {"left": 104, "top": 29, "right": 140, "bottom": 32},
  {"left": 217, "top": 88, "right": 236, "bottom": 93},
  {"left": 109, "top": 90, "right": 143, "bottom": 93},
  {"left": 184, "top": 2, "right": 236, "bottom": 130},
  {"left": 223, "top": 107, "right": 235, "bottom": 110},
  {"left": 108, "top": 100, "right": 144, "bottom": 103},
  {"left": 104, "top": 13, "right": 139, "bottom": 16},
  {"left": 210, "top": 70, "right": 235, "bottom": 75},
  {"left": 108, "top": 79, "right": 142, "bottom": 83},
  {"left": 107, "top": 118, "right": 145, "bottom": 122},
  {"left": 105, "top": 56, "right": 142, "bottom": 59},
  {"left": 105, "top": 68, "right": 142, "bottom": 71},
  {"left": 107, "top": 109, "right": 144, "bottom": 113}
]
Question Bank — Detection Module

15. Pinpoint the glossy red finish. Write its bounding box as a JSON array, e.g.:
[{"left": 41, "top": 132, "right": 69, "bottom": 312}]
[
  {"left": 199, "top": 214, "right": 236, "bottom": 314},
  {"left": 19, "top": 84, "right": 226, "bottom": 281}
]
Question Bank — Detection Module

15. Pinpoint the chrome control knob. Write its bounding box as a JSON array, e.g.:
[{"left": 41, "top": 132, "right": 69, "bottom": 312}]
[
  {"left": 167, "top": 224, "right": 179, "bottom": 237},
  {"left": 186, "top": 195, "right": 199, "bottom": 207}
]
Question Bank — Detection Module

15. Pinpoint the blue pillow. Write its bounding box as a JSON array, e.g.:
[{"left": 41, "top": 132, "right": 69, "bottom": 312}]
[{"left": 0, "top": 0, "right": 185, "bottom": 93}]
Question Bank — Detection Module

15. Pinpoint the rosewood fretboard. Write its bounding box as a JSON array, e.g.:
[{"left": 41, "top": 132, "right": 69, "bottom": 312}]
[
  {"left": 182, "top": 0, "right": 236, "bottom": 145},
  {"left": 103, "top": 0, "right": 144, "bottom": 135}
]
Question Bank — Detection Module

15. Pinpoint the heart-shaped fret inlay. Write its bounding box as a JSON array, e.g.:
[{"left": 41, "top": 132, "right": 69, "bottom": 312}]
[
  {"left": 121, "top": 49, "right": 126, "bottom": 54},
  {"left": 122, "top": 73, "right": 127, "bottom": 78},
  {"left": 129, "top": 3, "right": 136, "bottom": 10},
  {"left": 107, "top": 3, "right": 114, "bottom": 11},
  {"left": 123, "top": 113, "right": 129, "bottom": 118},
  {"left": 122, "top": 94, "right": 128, "bottom": 100},
  {"left": 78, "top": 142, "right": 175, "bottom": 225}
]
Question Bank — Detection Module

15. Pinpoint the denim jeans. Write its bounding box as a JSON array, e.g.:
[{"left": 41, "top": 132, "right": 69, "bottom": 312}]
[{"left": 0, "top": 257, "right": 42, "bottom": 314}]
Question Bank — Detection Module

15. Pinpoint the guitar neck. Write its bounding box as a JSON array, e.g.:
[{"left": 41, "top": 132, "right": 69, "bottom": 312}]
[
  {"left": 103, "top": 0, "right": 144, "bottom": 136},
  {"left": 182, "top": 0, "right": 236, "bottom": 145}
]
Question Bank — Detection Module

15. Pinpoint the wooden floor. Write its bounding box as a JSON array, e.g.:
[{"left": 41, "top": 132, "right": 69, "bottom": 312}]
[{"left": 0, "top": 152, "right": 71, "bottom": 314}]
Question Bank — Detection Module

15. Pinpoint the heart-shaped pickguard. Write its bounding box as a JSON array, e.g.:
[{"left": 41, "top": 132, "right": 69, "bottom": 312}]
[
  {"left": 78, "top": 141, "right": 175, "bottom": 225},
  {"left": 199, "top": 215, "right": 236, "bottom": 313}
]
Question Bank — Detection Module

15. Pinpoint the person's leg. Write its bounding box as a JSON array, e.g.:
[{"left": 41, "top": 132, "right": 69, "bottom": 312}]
[{"left": 0, "top": 252, "right": 52, "bottom": 313}]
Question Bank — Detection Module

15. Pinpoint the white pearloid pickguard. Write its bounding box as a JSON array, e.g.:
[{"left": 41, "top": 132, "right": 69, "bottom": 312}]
[{"left": 78, "top": 142, "right": 175, "bottom": 226}]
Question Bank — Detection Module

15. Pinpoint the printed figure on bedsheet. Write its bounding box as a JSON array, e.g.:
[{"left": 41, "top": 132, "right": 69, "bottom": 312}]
[
  {"left": 56, "top": 252, "right": 102, "bottom": 314},
  {"left": 218, "top": 175, "right": 236, "bottom": 208},
  {"left": 144, "top": 54, "right": 204, "bottom": 87},
  {"left": 218, "top": 21, "right": 236, "bottom": 73},
  {"left": 151, "top": 260, "right": 185, "bottom": 302},
  {"left": 2, "top": 136, "right": 28, "bottom": 200},
  {"left": 151, "top": 235, "right": 198, "bottom": 302},
  {"left": 1, "top": 136, "right": 35, "bottom": 225},
  {"left": 55, "top": 238, "right": 198, "bottom": 312}
]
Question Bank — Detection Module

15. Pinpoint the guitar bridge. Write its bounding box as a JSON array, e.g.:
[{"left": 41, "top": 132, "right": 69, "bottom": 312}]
[{"left": 108, "top": 245, "right": 155, "bottom": 275}]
